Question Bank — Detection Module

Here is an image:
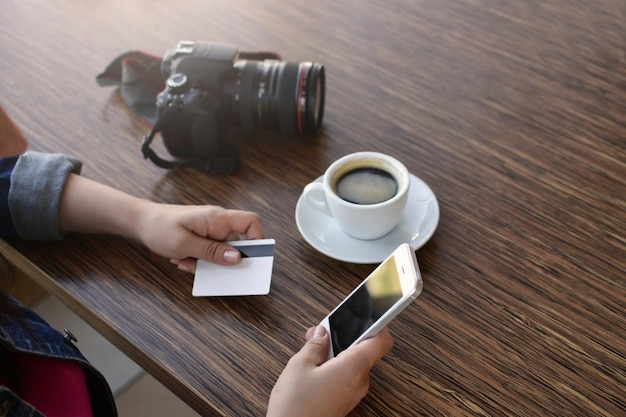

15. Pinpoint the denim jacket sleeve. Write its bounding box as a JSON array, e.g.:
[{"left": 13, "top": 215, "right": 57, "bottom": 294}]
[
  {"left": 0, "top": 156, "right": 19, "bottom": 236},
  {"left": 4, "top": 151, "right": 82, "bottom": 240}
]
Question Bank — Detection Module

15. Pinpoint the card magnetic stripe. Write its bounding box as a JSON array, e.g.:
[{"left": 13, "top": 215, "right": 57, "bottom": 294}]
[{"left": 237, "top": 244, "right": 275, "bottom": 258}]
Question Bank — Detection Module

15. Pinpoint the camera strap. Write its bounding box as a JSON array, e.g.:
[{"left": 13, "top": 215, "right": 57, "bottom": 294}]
[
  {"left": 140, "top": 100, "right": 239, "bottom": 174},
  {"left": 97, "top": 50, "right": 238, "bottom": 174},
  {"left": 96, "top": 51, "right": 164, "bottom": 125}
]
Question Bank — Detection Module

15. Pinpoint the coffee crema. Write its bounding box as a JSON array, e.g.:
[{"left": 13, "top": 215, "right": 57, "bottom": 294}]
[{"left": 334, "top": 167, "right": 398, "bottom": 205}]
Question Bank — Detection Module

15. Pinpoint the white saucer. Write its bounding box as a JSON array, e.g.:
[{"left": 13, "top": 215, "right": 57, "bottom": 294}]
[{"left": 295, "top": 174, "right": 440, "bottom": 263}]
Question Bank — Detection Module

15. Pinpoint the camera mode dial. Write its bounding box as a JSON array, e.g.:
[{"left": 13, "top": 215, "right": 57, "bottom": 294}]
[{"left": 166, "top": 73, "right": 190, "bottom": 94}]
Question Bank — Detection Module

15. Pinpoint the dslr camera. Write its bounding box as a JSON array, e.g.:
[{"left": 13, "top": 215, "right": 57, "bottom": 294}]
[{"left": 149, "top": 40, "right": 325, "bottom": 171}]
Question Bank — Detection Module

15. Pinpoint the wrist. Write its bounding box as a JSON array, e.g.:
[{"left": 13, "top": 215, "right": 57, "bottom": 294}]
[{"left": 124, "top": 198, "right": 157, "bottom": 243}]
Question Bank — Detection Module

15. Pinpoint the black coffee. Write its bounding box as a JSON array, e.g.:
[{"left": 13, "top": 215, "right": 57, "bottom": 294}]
[{"left": 335, "top": 167, "right": 398, "bottom": 205}]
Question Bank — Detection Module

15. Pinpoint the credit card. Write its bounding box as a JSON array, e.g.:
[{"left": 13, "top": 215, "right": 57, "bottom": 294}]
[{"left": 192, "top": 238, "right": 275, "bottom": 296}]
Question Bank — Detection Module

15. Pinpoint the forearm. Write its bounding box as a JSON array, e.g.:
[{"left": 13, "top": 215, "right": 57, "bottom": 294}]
[
  {"left": 8, "top": 152, "right": 264, "bottom": 267},
  {"left": 58, "top": 173, "right": 149, "bottom": 240}
]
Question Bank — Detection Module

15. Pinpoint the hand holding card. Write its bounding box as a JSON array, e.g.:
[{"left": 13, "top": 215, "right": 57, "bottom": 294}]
[{"left": 193, "top": 239, "right": 276, "bottom": 296}]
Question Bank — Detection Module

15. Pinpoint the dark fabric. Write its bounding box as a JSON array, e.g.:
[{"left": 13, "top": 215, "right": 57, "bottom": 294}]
[
  {"left": 0, "top": 297, "right": 118, "bottom": 417},
  {"left": 0, "top": 387, "right": 46, "bottom": 417}
]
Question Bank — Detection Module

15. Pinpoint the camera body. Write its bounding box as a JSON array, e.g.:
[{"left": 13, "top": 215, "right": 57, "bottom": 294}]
[
  {"left": 155, "top": 40, "right": 325, "bottom": 159},
  {"left": 156, "top": 42, "right": 238, "bottom": 158}
]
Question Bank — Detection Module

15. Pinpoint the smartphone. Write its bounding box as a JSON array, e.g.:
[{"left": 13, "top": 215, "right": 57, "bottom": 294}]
[{"left": 319, "top": 243, "right": 422, "bottom": 359}]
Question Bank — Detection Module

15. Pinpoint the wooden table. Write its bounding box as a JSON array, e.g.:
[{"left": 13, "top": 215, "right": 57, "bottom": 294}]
[{"left": 1, "top": 0, "right": 624, "bottom": 415}]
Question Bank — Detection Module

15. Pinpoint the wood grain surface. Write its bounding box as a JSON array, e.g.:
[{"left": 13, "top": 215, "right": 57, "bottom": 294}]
[{"left": 1, "top": 0, "right": 625, "bottom": 415}]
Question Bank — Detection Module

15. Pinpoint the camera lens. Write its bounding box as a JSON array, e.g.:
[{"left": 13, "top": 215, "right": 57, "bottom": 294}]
[{"left": 221, "top": 60, "right": 325, "bottom": 135}]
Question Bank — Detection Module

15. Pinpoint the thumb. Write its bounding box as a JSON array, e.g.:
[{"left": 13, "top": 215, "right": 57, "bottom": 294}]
[
  {"left": 192, "top": 237, "right": 242, "bottom": 266},
  {"left": 297, "top": 326, "right": 330, "bottom": 366}
]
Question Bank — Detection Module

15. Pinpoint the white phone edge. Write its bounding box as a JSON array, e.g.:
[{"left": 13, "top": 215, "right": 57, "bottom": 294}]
[{"left": 320, "top": 243, "right": 422, "bottom": 359}]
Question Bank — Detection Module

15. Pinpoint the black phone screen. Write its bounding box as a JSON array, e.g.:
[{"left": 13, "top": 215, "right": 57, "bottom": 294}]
[{"left": 328, "top": 256, "right": 403, "bottom": 355}]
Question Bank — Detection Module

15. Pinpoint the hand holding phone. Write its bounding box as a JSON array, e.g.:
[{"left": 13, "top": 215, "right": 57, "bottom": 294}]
[{"left": 319, "top": 243, "right": 422, "bottom": 359}]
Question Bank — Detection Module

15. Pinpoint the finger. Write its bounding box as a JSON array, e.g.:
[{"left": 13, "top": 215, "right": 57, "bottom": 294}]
[
  {"left": 170, "top": 258, "right": 197, "bottom": 273},
  {"left": 296, "top": 325, "right": 330, "bottom": 366},
  {"left": 304, "top": 326, "right": 316, "bottom": 342},
  {"left": 177, "top": 258, "right": 198, "bottom": 273},
  {"left": 226, "top": 231, "right": 242, "bottom": 241},
  {"left": 220, "top": 210, "right": 264, "bottom": 240},
  {"left": 339, "top": 328, "right": 394, "bottom": 369},
  {"left": 243, "top": 220, "right": 264, "bottom": 239},
  {"left": 183, "top": 208, "right": 263, "bottom": 243}
]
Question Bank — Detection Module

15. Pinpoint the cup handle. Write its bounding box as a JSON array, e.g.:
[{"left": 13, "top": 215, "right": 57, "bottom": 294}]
[{"left": 302, "top": 182, "right": 332, "bottom": 217}]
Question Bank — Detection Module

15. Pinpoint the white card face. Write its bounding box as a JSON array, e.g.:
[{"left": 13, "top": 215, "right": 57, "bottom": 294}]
[{"left": 192, "top": 239, "right": 275, "bottom": 297}]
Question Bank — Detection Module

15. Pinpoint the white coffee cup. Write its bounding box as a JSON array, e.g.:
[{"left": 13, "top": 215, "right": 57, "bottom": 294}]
[{"left": 302, "top": 151, "right": 410, "bottom": 240}]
